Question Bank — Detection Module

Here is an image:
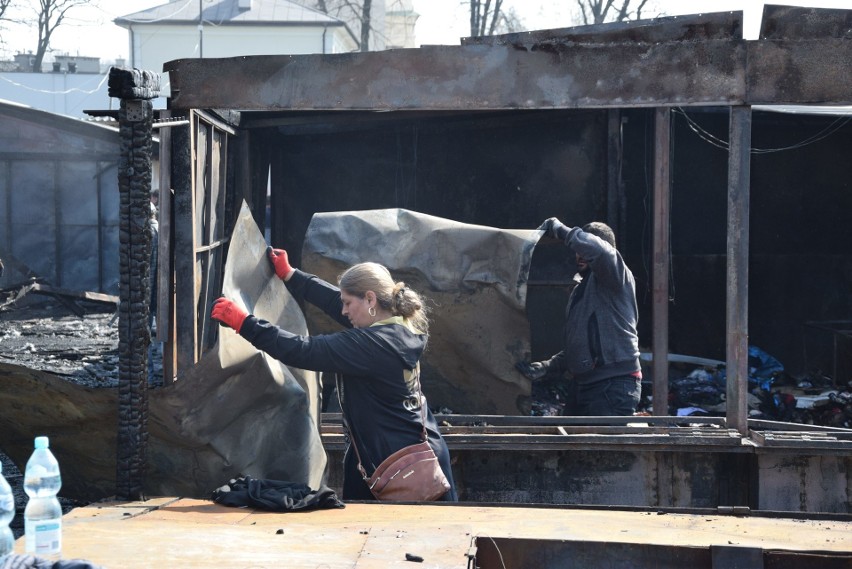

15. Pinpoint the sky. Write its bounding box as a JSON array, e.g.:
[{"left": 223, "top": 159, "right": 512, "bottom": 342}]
[{"left": 0, "top": 0, "right": 850, "bottom": 63}]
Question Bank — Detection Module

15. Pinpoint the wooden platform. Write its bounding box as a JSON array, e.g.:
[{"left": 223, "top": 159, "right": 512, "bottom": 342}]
[{"left": 13, "top": 498, "right": 852, "bottom": 568}]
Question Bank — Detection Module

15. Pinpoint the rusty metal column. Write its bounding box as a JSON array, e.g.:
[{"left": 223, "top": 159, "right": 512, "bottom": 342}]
[
  {"left": 726, "top": 106, "right": 751, "bottom": 435},
  {"left": 108, "top": 67, "right": 160, "bottom": 500},
  {"left": 652, "top": 108, "right": 671, "bottom": 415}
]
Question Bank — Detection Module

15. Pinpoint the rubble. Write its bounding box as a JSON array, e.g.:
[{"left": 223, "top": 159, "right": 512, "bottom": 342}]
[
  {"left": 0, "top": 301, "right": 119, "bottom": 388},
  {"left": 0, "top": 299, "right": 118, "bottom": 537}
]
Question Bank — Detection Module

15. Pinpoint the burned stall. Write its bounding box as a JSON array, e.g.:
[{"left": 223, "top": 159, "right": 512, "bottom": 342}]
[
  {"left": 145, "top": 6, "right": 852, "bottom": 511},
  {"left": 2, "top": 6, "right": 851, "bottom": 515}
]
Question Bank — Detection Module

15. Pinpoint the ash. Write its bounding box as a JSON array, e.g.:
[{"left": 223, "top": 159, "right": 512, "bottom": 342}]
[
  {"left": 0, "top": 299, "right": 126, "bottom": 537},
  {"left": 0, "top": 300, "right": 151, "bottom": 388}
]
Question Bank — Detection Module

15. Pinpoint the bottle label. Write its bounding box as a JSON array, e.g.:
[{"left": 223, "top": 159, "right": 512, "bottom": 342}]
[{"left": 25, "top": 518, "right": 62, "bottom": 556}]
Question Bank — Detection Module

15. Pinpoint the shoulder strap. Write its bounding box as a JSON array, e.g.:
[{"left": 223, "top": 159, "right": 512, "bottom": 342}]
[{"left": 350, "top": 362, "right": 428, "bottom": 480}]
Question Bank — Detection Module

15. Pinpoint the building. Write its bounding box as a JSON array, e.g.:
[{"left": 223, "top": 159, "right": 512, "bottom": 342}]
[
  {"left": 114, "top": 0, "right": 417, "bottom": 98},
  {"left": 0, "top": 100, "right": 144, "bottom": 294},
  {"left": 0, "top": 0, "right": 417, "bottom": 117}
]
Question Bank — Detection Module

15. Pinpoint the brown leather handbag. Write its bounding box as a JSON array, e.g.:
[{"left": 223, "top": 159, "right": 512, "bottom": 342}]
[{"left": 349, "top": 365, "right": 450, "bottom": 502}]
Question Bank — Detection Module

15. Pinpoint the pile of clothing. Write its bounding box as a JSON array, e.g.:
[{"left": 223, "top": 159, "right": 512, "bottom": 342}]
[
  {"left": 668, "top": 346, "right": 852, "bottom": 428},
  {"left": 529, "top": 345, "right": 852, "bottom": 428}
]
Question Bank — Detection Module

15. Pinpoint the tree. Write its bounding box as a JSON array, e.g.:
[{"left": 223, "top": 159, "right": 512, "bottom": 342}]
[
  {"left": 0, "top": 0, "right": 14, "bottom": 21},
  {"left": 469, "top": 0, "right": 502, "bottom": 36},
  {"left": 575, "top": 0, "right": 651, "bottom": 25},
  {"left": 310, "top": 0, "right": 378, "bottom": 52},
  {"left": 29, "top": 0, "right": 92, "bottom": 72},
  {"left": 468, "top": 0, "right": 522, "bottom": 37}
]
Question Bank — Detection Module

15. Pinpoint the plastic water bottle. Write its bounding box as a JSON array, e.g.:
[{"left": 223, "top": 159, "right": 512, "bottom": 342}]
[
  {"left": 24, "top": 436, "right": 62, "bottom": 560},
  {"left": 0, "top": 461, "right": 14, "bottom": 560}
]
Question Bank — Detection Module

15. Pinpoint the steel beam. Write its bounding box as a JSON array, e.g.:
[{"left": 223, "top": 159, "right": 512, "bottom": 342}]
[
  {"left": 725, "top": 106, "right": 751, "bottom": 435},
  {"left": 652, "top": 108, "right": 671, "bottom": 415}
]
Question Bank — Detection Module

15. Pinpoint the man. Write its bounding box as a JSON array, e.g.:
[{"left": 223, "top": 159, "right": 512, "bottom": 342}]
[{"left": 517, "top": 218, "right": 642, "bottom": 416}]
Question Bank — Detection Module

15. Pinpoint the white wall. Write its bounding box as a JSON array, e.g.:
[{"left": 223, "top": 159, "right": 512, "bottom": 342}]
[
  {"left": 0, "top": 22, "right": 358, "bottom": 117},
  {"left": 130, "top": 24, "right": 358, "bottom": 97},
  {"left": 0, "top": 73, "right": 141, "bottom": 118}
]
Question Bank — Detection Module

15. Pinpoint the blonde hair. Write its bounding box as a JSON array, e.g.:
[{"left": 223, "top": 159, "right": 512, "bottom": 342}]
[{"left": 338, "top": 262, "right": 429, "bottom": 334}]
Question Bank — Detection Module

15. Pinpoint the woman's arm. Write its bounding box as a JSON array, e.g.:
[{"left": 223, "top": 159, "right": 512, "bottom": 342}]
[
  {"left": 285, "top": 269, "right": 352, "bottom": 329},
  {"left": 240, "top": 316, "right": 388, "bottom": 375}
]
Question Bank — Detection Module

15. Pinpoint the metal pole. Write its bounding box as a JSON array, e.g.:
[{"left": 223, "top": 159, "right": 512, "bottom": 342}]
[
  {"left": 726, "top": 105, "right": 752, "bottom": 435},
  {"left": 199, "top": 0, "right": 204, "bottom": 59},
  {"left": 652, "top": 107, "right": 671, "bottom": 416}
]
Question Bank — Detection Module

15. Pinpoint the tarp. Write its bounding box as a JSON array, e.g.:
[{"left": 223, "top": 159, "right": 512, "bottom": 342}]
[
  {"left": 301, "top": 208, "right": 543, "bottom": 414},
  {"left": 170, "top": 201, "right": 328, "bottom": 490}
]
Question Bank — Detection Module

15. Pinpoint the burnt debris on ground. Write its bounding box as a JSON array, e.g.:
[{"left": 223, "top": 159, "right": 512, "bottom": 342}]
[
  {"left": 0, "top": 284, "right": 120, "bottom": 388},
  {"left": 0, "top": 293, "right": 129, "bottom": 538}
]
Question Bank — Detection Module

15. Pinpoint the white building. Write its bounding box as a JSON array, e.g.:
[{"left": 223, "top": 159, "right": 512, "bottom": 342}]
[
  {"left": 116, "top": 0, "right": 359, "bottom": 92},
  {"left": 0, "top": 0, "right": 418, "bottom": 117}
]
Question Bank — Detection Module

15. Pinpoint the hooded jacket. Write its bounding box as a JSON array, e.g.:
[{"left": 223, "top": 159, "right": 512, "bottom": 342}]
[
  {"left": 545, "top": 227, "right": 641, "bottom": 384},
  {"left": 239, "top": 269, "right": 456, "bottom": 501}
]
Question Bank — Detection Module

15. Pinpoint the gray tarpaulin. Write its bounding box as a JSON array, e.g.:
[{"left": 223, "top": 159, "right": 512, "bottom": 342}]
[
  {"left": 302, "top": 208, "right": 543, "bottom": 415},
  {"left": 0, "top": 203, "right": 330, "bottom": 500},
  {"left": 147, "top": 201, "right": 328, "bottom": 495}
]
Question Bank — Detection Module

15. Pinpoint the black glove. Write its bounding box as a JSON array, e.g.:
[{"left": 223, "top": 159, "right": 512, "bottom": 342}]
[
  {"left": 515, "top": 360, "right": 548, "bottom": 381},
  {"left": 540, "top": 217, "right": 570, "bottom": 241}
]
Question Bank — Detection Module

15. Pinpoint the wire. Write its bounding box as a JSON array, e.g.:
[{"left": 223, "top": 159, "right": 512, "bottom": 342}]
[
  {"left": 673, "top": 108, "right": 728, "bottom": 151},
  {"left": 674, "top": 107, "right": 852, "bottom": 154},
  {"left": 477, "top": 536, "right": 507, "bottom": 569},
  {"left": 0, "top": 73, "right": 171, "bottom": 101},
  {"left": 0, "top": 72, "right": 108, "bottom": 95}
]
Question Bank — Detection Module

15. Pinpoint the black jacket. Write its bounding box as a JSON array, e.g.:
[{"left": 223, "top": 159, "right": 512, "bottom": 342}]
[
  {"left": 546, "top": 227, "right": 641, "bottom": 384},
  {"left": 239, "top": 270, "right": 457, "bottom": 501}
]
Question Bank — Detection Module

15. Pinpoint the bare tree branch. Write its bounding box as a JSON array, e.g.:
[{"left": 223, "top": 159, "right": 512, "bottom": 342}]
[
  {"left": 310, "top": 0, "right": 420, "bottom": 52},
  {"left": 359, "top": 0, "right": 371, "bottom": 51},
  {"left": 31, "top": 0, "right": 92, "bottom": 72},
  {"left": 468, "top": 0, "right": 509, "bottom": 37},
  {"left": 487, "top": 0, "right": 503, "bottom": 36},
  {"left": 575, "top": 0, "right": 652, "bottom": 25},
  {"left": 0, "top": 0, "right": 14, "bottom": 21}
]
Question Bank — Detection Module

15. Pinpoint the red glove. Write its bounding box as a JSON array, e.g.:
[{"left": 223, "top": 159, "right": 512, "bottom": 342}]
[
  {"left": 211, "top": 297, "right": 249, "bottom": 333},
  {"left": 267, "top": 247, "right": 294, "bottom": 280}
]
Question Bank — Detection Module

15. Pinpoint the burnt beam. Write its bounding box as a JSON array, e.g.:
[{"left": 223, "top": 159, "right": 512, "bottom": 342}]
[
  {"left": 748, "top": 39, "right": 852, "bottom": 104},
  {"left": 165, "top": 40, "right": 748, "bottom": 111},
  {"left": 109, "top": 66, "right": 161, "bottom": 502},
  {"left": 165, "top": 36, "right": 852, "bottom": 111}
]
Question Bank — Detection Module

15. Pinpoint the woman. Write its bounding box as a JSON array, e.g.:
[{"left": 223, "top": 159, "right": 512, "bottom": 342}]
[{"left": 211, "top": 247, "right": 457, "bottom": 501}]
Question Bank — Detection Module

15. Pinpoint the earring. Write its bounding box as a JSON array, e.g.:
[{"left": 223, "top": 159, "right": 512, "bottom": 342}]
[{"left": 368, "top": 306, "right": 377, "bottom": 317}]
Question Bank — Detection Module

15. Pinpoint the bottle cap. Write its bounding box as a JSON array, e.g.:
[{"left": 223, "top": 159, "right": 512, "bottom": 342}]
[{"left": 34, "top": 436, "right": 49, "bottom": 449}]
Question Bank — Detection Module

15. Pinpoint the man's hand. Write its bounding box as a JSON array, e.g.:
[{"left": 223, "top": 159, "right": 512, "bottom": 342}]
[
  {"left": 211, "top": 297, "right": 249, "bottom": 333},
  {"left": 540, "top": 217, "right": 570, "bottom": 241},
  {"left": 267, "top": 247, "right": 295, "bottom": 281},
  {"left": 515, "top": 360, "right": 548, "bottom": 381}
]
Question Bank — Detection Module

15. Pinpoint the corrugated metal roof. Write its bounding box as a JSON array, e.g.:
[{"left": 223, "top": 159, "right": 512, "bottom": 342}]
[{"left": 115, "top": 0, "right": 344, "bottom": 26}]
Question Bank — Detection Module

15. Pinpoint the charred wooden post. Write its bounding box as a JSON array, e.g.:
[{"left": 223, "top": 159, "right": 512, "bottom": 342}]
[{"left": 108, "top": 67, "right": 160, "bottom": 501}]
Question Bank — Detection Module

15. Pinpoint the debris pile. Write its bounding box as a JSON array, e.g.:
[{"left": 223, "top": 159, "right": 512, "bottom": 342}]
[
  {"left": 530, "top": 345, "right": 852, "bottom": 428},
  {"left": 0, "top": 303, "right": 119, "bottom": 388},
  {"left": 667, "top": 346, "right": 852, "bottom": 427}
]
